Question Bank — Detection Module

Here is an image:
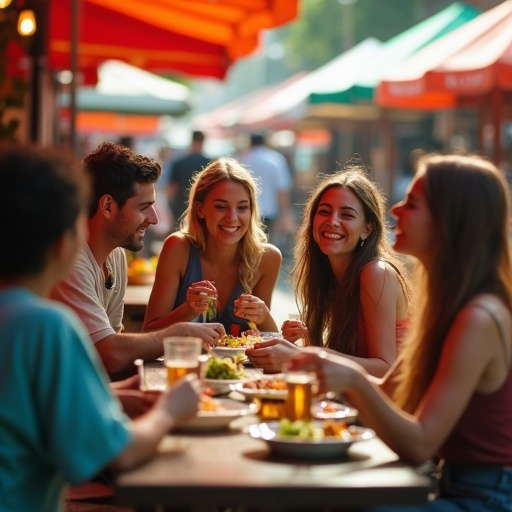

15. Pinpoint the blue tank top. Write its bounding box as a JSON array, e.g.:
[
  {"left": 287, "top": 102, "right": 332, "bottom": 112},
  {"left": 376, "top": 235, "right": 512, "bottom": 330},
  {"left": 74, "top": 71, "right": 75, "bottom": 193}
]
[{"left": 175, "top": 245, "right": 249, "bottom": 335}]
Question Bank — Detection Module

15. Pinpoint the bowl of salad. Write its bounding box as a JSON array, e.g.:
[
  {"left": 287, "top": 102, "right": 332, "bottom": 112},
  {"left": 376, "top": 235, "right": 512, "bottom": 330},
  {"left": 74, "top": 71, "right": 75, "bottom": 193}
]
[{"left": 202, "top": 355, "right": 255, "bottom": 394}]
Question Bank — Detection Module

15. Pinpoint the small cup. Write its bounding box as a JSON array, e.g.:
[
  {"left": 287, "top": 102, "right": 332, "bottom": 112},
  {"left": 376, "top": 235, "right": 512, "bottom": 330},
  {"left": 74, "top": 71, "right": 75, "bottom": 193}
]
[
  {"left": 288, "top": 313, "right": 305, "bottom": 347},
  {"left": 283, "top": 365, "right": 317, "bottom": 422},
  {"left": 163, "top": 337, "right": 202, "bottom": 387}
]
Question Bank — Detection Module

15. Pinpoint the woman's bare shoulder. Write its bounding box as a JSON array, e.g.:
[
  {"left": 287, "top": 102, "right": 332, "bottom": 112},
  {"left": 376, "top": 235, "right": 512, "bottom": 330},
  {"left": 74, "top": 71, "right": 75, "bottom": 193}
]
[
  {"left": 160, "top": 232, "right": 191, "bottom": 262},
  {"left": 360, "top": 259, "right": 404, "bottom": 305},
  {"left": 465, "top": 294, "right": 512, "bottom": 327},
  {"left": 262, "top": 243, "right": 282, "bottom": 262},
  {"left": 360, "top": 259, "right": 398, "bottom": 283}
]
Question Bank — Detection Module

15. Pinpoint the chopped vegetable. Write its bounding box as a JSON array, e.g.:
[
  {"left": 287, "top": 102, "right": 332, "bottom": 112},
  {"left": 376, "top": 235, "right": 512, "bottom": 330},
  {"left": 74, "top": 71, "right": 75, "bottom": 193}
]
[
  {"left": 205, "top": 356, "right": 247, "bottom": 380},
  {"left": 215, "top": 334, "right": 261, "bottom": 348}
]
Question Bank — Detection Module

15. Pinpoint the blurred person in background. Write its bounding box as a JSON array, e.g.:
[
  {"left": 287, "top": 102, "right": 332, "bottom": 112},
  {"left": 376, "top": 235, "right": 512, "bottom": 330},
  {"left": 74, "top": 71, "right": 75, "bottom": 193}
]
[
  {"left": 239, "top": 132, "right": 296, "bottom": 244},
  {"left": 167, "top": 130, "right": 210, "bottom": 227},
  {"left": 0, "top": 144, "right": 200, "bottom": 512},
  {"left": 51, "top": 143, "right": 224, "bottom": 381}
]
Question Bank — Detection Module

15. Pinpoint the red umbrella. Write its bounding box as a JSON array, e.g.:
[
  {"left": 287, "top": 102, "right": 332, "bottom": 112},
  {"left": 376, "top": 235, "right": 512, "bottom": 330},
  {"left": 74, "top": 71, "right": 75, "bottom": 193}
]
[
  {"left": 48, "top": 0, "right": 299, "bottom": 82},
  {"left": 376, "top": 0, "right": 512, "bottom": 163}
]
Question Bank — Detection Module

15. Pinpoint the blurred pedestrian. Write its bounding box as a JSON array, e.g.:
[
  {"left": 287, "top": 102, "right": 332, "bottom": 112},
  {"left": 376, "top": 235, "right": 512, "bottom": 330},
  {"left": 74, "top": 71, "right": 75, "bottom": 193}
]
[
  {"left": 239, "top": 133, "right": 296, "bottom": 242},
  {"left": 167, "top": 130, "right": 210, "bottom": 227}
]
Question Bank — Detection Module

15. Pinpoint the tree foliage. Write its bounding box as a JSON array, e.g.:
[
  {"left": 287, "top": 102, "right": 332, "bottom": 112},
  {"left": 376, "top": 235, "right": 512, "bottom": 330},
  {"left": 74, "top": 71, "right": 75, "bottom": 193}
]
[{"left": 283, "top": 0, "right": 456, "bottom": 72}]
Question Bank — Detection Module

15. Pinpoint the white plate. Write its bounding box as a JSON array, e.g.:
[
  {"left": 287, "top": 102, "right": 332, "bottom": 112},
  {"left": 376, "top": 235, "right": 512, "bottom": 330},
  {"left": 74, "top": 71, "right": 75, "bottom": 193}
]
[
  {"left": 249, "top": 421, "right": 374, "bottom": 459},
  {"left": 178, "top": 399, "right": 257, "bottom": 432},
  {"left": 311, "top": 400, "right": 359, "bottom": 423},
  {"left": 233, "top": 375, "right": 288, "bottom": 401},
  {"left": 212, "top": 346, "right": 248, "bottom": 358},
  {"left": 203, "top": 377, "right": 253, "bottom": 395},
  {"left": 258, "top": 331, "right": 281, "bottom": 340}
]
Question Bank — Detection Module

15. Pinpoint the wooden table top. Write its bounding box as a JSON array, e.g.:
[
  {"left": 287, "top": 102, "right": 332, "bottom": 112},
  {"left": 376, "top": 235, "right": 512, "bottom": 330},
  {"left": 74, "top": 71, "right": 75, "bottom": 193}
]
[
  {"left": 115, "top": 421, "right": 431, "bottom": 511},
  {"left": 115, "top": 364, "right": 432, "bottom": 512}
]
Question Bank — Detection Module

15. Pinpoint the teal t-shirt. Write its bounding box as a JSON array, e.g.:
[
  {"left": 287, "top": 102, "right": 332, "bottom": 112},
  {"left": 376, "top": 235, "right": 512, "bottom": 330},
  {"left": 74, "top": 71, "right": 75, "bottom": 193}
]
[{"left": 0, "top": 288, "right": 132, "bottom": 512}]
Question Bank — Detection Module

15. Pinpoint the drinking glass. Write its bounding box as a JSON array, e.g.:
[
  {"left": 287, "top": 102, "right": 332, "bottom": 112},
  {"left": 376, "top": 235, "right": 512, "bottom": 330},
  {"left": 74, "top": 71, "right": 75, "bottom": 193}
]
[
  {"left": 288, "top": 312, "right": 305, "bottom": 347},
  {"left": 282, "top": 362, "right": 317, "bottom": 422},
  {"left": 163, "top": 337, "right": 202, "bottom": 387}
]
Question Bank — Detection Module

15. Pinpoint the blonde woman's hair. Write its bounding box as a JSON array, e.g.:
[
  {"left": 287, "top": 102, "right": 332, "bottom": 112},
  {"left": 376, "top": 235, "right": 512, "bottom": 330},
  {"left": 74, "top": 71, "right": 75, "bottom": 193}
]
[
  {"left": 293, "top": 165, "right": 411, "bottom": 353},
  {"left": 393, "top": 154, "right": 512, "bottom": 412},
  {"left": 180, "top": 157, "right": 267, "bottom": 292}
]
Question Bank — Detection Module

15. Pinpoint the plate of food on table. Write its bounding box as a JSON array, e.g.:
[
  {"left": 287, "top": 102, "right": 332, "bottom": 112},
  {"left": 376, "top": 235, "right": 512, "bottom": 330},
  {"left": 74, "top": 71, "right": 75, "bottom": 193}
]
[
  {"left": 212, "top": 332, "right": 263, "bottom": 358},
  {"left": 178, "top": 394, "right": 257, "bottom": 432},
  {"left": 249, "top": 419, "right": 374, "bottom": 459},
  {"left": 202, "top": 354, "right": 261, "bottom": 394},
  {"left": 233, "top": 374, "right": 288, "bottom": 401},
  {"left": 311, "top": 400, "right": 359, "bottom": 422}
]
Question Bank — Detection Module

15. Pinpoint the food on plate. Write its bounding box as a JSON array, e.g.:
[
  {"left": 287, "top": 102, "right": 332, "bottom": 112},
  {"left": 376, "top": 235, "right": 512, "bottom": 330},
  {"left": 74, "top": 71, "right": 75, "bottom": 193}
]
[
  {"left": 242, "top": 328, "right": 260, "bottom": 337},
  {"left": 243, "top": 377, "right": 287, "bottom": 391},
  {"left": 246, "top": 321, "right": 259, "bottom": 332},
  {"left": 215, "top": 333, "right": 262, "bottom": 348},
  {"left": 278, "top": 419, "right": 352, "bottom": 441},
  {"left": 199, "top": 395, "right": 222, "bottom": 412},
  {"left": 318, "top": 401, "right": 339, "bottom": 413},
  {"left": 204, "top": 356, "right": 247, "bottom": 380}
]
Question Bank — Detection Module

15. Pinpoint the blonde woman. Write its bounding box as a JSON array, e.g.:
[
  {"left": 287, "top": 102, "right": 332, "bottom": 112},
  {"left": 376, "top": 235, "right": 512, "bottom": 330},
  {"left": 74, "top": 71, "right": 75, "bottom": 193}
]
[{"left": 144, "top": 157, "right": 281, "bottom": 335}]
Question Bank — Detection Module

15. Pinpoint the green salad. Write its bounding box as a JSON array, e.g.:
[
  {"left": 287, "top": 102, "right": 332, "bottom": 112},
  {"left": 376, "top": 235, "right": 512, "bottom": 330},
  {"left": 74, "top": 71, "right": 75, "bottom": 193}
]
[
  {"left": 279, "top": 419, "right": 317, "bottom": 439},
  {"left": 205, "top": 355, "right": 247, "bottom": 380}
]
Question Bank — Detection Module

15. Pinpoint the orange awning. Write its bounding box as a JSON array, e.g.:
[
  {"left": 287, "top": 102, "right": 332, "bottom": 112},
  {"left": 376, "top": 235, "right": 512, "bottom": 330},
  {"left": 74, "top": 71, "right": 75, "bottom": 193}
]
[
  {"left": 72, "top": 112, "right": 161, "bottom": 135},
  {"left": 376, "top": 0, "right": 512, "bottom": 109},
  {"left": 48, "top": 0, "right": 299, "bottom": 82}
]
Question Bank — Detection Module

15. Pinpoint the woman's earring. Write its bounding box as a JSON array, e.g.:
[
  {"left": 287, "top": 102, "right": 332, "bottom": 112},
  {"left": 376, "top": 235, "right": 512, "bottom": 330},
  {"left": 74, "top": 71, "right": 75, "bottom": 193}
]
[{"left": 360, "top": 238, "right": 365, "bottom": 247}]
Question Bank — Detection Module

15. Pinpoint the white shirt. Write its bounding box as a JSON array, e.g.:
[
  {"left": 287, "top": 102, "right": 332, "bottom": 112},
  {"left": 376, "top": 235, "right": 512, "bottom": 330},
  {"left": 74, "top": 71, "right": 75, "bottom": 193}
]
[
  {"left": 50, "top": 244, "right": 127, "bottom": 343},
  {"left": 239, "top": 146, "right": 292, "bottom": 220}
]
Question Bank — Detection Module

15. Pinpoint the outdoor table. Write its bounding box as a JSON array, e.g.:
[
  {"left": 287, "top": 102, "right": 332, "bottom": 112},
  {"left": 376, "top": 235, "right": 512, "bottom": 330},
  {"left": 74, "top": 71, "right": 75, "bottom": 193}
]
[
  {"left": 115, "top": 360, "right": 432, "bottom": 511},
  {"left": 114, "top": 423, "right": 431, "bottom": 511},
  {"left": 123, "top": 284, "right": 152, "bottom": 332}
]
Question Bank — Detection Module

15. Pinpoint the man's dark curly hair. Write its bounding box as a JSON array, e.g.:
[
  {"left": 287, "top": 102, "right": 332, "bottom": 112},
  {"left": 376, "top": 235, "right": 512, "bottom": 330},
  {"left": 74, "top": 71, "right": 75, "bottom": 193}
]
[{"left": 84, "top": 142, "right": 161, "bottom": 218}]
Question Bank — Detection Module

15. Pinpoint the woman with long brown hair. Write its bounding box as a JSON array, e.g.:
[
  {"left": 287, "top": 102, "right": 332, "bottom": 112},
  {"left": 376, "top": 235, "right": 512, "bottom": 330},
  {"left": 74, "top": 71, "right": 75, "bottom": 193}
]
[
  {"left": 292, "top": 154, "right": 512, "bottom": 511},
  {"left": 247, "top": 165, "right": 411, "bottom": 376}
]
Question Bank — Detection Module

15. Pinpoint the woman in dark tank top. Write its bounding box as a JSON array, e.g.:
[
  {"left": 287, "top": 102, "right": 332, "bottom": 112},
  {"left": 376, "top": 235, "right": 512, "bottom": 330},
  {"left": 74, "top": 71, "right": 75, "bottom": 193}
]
[
  {"left": 291, "top": 154, "right": 512, "bottom": 512},
  {"left": 143, "top": 157, "right": 282, "bottom": 336}
]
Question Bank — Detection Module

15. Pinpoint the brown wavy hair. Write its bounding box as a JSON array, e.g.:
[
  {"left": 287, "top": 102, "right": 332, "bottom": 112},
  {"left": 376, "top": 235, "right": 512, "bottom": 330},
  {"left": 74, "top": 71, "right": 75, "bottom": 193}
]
[
  {"left": 393, "top": 154, "right": 512, "bottom": 412},
  {"left": 180, "top": 157, "right": 267, "bottom": 293},
  {"left": 293, "top": 165, "right": 411, "bottom": 353}
]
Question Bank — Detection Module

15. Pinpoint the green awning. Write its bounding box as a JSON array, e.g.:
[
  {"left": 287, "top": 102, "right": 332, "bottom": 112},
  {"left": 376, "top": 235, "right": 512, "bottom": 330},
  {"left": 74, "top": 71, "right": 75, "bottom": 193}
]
[
  {"left": 309, "top": 2, "right": 481, "bottom": 106},
  {"left": 60, "top": 60, "right": 191, "bottom": 116}
]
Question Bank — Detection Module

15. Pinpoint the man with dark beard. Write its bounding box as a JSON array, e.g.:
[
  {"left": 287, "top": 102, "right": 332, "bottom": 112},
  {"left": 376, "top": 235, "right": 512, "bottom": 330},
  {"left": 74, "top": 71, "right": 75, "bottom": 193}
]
[{"left": 51, "top": 143, "right": 224, "bottom": 380}]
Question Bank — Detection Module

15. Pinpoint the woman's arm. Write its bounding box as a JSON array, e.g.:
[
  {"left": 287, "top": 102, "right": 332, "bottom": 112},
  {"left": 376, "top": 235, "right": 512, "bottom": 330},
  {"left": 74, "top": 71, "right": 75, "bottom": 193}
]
[
  {"left": 294, "top": 304, "right": 503, "bottom": 464},
  {"left": 243, "top": 244, "right": 282, "bottom": 331},
  {"left": 245, "top": 338, "right": 300, "bottom": 373},
  {"left": 143, "top": 234, "right": 198, "bottom": 331},
  {"left": 342, "top": 261, "right": 404, "bottom": 377}
]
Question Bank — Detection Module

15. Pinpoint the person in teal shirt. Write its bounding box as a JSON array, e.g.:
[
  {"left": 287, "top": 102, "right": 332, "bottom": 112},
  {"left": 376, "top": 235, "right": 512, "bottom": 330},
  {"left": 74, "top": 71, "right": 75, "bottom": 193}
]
[{"left": 0, "top": 144, "right": 200, "bottom": 512}]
